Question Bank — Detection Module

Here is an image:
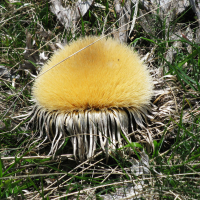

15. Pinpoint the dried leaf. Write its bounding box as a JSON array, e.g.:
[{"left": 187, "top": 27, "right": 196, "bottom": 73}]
[
  {"left": 0, "top": 65, "right": 11, "bottom": 79},
  {"left": 114, "top": 0, "right": 131, "bottom": 43},
  {"left": 50, "top": 0, "right": 94, "bottom": 30}
]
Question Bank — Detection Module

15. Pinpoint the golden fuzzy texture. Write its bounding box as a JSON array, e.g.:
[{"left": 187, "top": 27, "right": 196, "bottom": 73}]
[{"left": 32, "top": 36, "right": 153, "bottom": 111}]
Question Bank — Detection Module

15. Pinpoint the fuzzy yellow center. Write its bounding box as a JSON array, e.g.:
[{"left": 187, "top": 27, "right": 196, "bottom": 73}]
[{"left": 32, "top": 37, "right": 153, "bottom": 111}]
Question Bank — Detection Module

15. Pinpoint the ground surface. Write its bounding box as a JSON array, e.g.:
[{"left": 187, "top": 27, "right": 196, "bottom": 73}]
[{"left": 0, "top": 0, "right": 200, "bottom": 199}]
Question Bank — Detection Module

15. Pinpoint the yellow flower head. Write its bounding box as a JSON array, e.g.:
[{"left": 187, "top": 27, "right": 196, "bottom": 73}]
[{"left": 31, "top": 36, "right": 154, "bottom": 161}]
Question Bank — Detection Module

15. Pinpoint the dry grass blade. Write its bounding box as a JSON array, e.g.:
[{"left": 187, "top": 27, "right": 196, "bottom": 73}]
[{"left": 128, "top": 0, "right": 139, "bottom": 37}]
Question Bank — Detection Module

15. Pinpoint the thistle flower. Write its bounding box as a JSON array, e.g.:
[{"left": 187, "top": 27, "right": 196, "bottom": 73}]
[{"left": 30, "top": 36, "right": 153, "bottom": 161}]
